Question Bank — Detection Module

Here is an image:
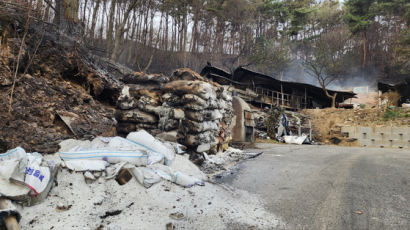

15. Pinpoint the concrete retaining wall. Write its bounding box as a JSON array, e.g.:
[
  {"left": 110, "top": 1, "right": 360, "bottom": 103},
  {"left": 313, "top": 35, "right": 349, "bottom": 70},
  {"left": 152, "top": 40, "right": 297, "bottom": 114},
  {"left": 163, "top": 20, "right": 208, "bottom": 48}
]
[{"left": 341, "top": 126, "right": 410, "bottom": 149}]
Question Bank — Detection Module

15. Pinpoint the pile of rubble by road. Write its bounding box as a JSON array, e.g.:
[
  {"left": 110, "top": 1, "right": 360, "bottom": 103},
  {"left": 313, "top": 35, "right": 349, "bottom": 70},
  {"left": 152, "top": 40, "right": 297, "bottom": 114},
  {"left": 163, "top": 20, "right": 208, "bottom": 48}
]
[
  {"left": 0, "top": 131, "right": 276, "bottom": 230},
  {"left": 254, "top": 107, "right": 313, "bottom": 145}
]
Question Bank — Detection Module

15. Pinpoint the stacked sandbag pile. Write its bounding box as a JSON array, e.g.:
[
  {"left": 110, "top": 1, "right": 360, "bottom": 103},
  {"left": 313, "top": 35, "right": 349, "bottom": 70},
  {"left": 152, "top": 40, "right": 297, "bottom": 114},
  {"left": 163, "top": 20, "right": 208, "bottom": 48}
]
[
  {"left": 164, "top": 69, "right": 233, "bottom": 154},
  {"left": 116, "top": 72, "right": 168, "bottom": 135},
  {"left": 115, "top": 68, "right": 233, "bottom": 155}
]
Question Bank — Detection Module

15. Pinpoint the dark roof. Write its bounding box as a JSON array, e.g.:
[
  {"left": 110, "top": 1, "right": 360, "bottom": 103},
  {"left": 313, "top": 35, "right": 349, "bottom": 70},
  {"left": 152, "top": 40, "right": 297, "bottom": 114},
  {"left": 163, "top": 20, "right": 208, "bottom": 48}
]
[
  {"left": 200, "top": 65, "right": 249, "bottom": 87},
  {"left": 233, "top": 67, "right": 356, "bottom": 101},
  {"left": 200, "top": 65, "right": 231, "bottom": 79},
  {"left": 201, "top": 65, "right": 356, "bottom": 107}
]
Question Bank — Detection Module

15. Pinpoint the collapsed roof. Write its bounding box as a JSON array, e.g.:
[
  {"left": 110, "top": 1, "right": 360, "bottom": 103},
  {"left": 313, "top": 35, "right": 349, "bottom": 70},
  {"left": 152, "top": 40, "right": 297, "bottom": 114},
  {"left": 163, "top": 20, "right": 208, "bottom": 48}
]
[
  {"left": 201, "top": 65, "right": 356, "bottom": 108},
  {"left": 378, "top": 77, "right": 410, "bottom": 103}
]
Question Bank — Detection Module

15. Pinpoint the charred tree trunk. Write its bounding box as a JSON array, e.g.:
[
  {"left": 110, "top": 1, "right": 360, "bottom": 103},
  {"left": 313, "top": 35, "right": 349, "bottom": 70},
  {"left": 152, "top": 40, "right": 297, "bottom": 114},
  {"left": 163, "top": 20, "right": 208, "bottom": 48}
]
[
  {"left": 149, "top": 8, "right": 155, "bottom": 47},
  {"left": 36, "top": 0, "right": 43, "bottom": 18},
  {"left": 90, "top": 0, "right": 101, "bottom": 39},
  {"left": 82, "top": 0, "right": 88, "bottom": 23},
  {"left": 53, "top": 0, "right": 80, "bottom": 34},
  {"left": 111, "top": 0, "right": 138, "bottom": 61},
  {"left": 143, "top": 5, "right": 149, "bottom": 46},
  {"left": 106, "top": 0, "right": 117, "bottom": 56},
  {"left": 99, "top": 0, "right": 107, "bottom": 41},
  {"left": 44, "top": 1, "right": 50, "bottom": 21},
  {"left": 362, "top": 31, "right": 367, "bottom": 69},
  {"left": 63, "top": 0, "right": 79, "bottom": 22},
  {"left": 191, "top": 5, "right": 200, "bottom": 53},
  {"left": 165, "top": 11, "right": 168, "bottom": 51},
  {"left": 216, "top": 17, "right": 224, "bottom": 54}
]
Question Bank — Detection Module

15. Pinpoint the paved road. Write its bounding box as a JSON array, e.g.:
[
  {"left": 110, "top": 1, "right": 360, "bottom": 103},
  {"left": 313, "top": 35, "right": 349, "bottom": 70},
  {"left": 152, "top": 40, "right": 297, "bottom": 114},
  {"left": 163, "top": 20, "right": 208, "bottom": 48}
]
[{"left": 220, "top": 144, "right": 410, "bottom": 230}]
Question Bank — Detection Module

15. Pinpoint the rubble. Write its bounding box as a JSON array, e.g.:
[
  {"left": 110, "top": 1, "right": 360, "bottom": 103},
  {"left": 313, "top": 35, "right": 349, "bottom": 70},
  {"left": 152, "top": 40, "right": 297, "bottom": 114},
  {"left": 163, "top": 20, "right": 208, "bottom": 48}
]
[
  {"left": 262, "top": 107, "right": 312, "bottom": 144},
  {"left": 201, "top": 147, "right": 263, "bottom": 177},
  {"left": 0, "top": 136, "right": 276, "bottom": 230}
]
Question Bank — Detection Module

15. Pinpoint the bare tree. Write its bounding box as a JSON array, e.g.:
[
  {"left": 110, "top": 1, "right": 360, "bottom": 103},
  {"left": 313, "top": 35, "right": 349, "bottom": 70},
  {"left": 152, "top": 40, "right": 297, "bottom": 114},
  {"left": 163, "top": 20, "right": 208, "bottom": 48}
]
[
  {"left": 305, "top": 26, "right": 352, "bottom": 108},
  {"left": 89, "top": 0, "right": 101, "bottom": 39}
]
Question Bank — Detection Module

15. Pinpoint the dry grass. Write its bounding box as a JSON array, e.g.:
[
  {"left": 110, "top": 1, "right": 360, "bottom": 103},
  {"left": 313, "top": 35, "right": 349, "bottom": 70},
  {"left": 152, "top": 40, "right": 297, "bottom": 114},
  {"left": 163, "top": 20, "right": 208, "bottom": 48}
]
[{"left": 255, "top": 138, "right": 281, "bottom": 144}]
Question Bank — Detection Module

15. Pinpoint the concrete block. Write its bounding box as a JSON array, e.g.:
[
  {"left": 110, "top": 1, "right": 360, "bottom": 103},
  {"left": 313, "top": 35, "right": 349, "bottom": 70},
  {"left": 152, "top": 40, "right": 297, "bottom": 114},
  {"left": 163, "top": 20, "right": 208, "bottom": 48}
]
[
  {"left": 341, "top": 126, "right": 357, "bottom": 138},
  {"left": 374, "top": 139, "right": 389, "bottom": 148},
  {"left": 374, "top": 127, "right": 392, "bottom": 139},
  {"left": 358, "top": 139, "right": 375, "bottom": 147},
  {"left": 358, "top": 126, "right": 373, "bottom": 139},
  {"left": 342, "top": 125, "right": 409, "bottom": 149},
  {"left": 391, "top": 127, "right": 409, "bottom": 140},
  {"left": 392, "top": 140, "right": 407, "bottom": 148},
  {"left": 391, "top": 127, "right": 410, "bottom": 134}
]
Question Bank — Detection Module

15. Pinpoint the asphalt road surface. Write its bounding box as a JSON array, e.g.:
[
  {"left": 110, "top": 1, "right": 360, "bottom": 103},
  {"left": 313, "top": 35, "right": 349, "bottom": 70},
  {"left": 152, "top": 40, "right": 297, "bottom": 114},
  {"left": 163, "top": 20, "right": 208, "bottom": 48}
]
[{"left": 220, "top": 144, "right": 410, "bottom": 230}]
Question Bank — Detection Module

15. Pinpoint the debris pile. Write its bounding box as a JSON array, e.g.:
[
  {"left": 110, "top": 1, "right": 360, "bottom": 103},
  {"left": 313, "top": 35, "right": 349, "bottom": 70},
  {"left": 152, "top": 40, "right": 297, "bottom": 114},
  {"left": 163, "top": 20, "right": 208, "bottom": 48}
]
[
  {"left": 116, "top": 68, "right": 233, "bottom": 155},
  {"left": 0, "top": 133, "right": 274, "bottom": 230},
  {"left": 261, "top": 107, "right": 312, "bottom": 144},
  {"left": 58, "top": 130, "right": 205, "bottom": 188},
  {"left": 202, "top": 148, "right": 263, "bottom": 177}
]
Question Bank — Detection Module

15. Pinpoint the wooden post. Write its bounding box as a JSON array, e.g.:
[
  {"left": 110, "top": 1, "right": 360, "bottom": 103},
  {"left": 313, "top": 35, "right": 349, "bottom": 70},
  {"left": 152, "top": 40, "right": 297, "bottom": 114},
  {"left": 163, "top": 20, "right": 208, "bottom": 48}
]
[
  {"left": 0, "top": 199, "right": 20, "bottom": 230},
  {"left": 304, "top": 87, "right": 307, "bottom": 109},
  {"left": 281, "top": 84, "right": 284, "bottom": 106},
  {"left": 271, "top": 90, "right": 273, "bottom": 106}
]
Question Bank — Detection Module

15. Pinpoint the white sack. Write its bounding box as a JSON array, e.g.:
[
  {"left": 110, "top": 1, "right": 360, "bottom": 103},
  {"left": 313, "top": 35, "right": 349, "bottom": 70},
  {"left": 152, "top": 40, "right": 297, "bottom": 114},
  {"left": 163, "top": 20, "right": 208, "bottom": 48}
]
[
  {"left": 24, "top": 153, "right": 50, "bottom": 195},
  {"left": 64, "top": 160, "right": 107, "bottom": 171},
  {"left": 59, "top": 150, "right": 148, "bottom": 166},
  {"left": 150, "top": 164, "right": 204, "bottom": 188},
  {"left": 0, "top": 147, "right": 28, "bottom": 181},
  {"left": 129, "top": 167, "right": 162, "bottom": 188},
  {"left": 126, "top": 130, "right": 175, "bottom": 165}
]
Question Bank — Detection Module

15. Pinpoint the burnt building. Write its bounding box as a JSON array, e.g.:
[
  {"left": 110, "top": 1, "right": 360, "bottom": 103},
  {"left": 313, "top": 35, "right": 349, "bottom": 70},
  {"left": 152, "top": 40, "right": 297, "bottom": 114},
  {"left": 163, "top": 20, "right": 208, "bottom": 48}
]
[
  {"left": 201, "top": 65, "right": 356, "bottom": 110},
  {"left": 378, "top": 77, "right": 410, "bottom": 105}
]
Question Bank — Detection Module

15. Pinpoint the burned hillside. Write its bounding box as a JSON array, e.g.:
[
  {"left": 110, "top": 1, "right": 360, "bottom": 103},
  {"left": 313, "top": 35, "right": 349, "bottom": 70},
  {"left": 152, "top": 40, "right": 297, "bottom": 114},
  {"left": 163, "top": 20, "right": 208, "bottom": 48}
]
[{"left": 0, "top": 19, "right": 123, "bottom": 153}]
